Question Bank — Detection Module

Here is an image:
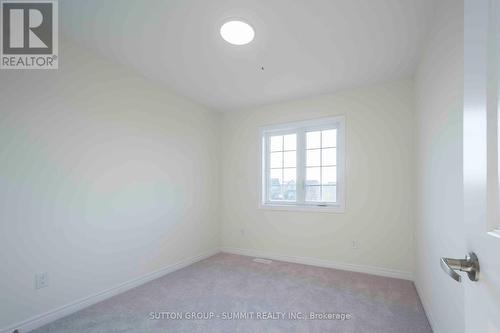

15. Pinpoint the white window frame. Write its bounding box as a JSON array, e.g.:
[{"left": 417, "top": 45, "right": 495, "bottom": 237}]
[{"left": 259, "top": 116, "right": 346, "bottom": 213}]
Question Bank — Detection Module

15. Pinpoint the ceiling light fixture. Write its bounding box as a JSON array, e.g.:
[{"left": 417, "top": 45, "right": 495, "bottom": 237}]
[{"left": 220, "top": 20, "right": 255, "bottom": 45}]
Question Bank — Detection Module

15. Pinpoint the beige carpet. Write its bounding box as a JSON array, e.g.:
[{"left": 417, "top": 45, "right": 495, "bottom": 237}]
[{"left": 31, "top": 253, "right": 431, "bottom": 333}]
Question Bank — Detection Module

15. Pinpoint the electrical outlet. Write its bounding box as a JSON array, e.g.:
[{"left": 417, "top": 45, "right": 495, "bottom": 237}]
[
  {"left": 240, "top": 228, "right": 246, "bottom": 237},
  {"left": 35, "top": 272, "right": 48, "bottom": 289},
  {"left": 351, "top": 240, "right": 358, "bottom": 249}
]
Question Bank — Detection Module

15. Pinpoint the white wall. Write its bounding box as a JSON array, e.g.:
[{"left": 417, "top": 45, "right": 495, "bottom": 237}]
[
  {"left": 0, "top": 42, "right": 221, "bottom": 330},
  {"left": 414, "top": 0, "right": 465, "bottom": 332},
  {"left": 220, "top": 80, "right": 415, "bottom": 277}
]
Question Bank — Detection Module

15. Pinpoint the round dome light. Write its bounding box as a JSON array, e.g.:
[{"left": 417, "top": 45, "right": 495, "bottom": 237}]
[{"left": 220, "top": 20, "right": 255, "bottom": 45}]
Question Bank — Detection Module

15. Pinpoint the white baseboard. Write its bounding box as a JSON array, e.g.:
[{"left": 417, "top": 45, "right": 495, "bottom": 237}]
[
  {"left": 1, "top": 248, "right": 220, "bottom": 333},
  {"left": 221, "top": 246, "right": 413, "bottom": 281},
  {"left": 3, "top": 247, "right": 414, "bottom": 333},
  {"left": 414, "top": 280, "right": 438, "bottom": 333}
]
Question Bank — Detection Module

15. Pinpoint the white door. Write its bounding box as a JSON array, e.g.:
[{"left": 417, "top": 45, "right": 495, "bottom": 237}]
[{"left": 462, "top": 0, "right": 500, "bottom": 332}]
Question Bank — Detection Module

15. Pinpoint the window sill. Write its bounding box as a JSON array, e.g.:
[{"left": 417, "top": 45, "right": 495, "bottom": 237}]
[{"left": 259, "top": 203, "right": 345, "bottom": 213}]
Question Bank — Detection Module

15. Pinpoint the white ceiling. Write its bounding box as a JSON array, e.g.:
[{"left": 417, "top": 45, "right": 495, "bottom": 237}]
[{"left": 61, "top": 0, "right": 435, "bottom": 112}]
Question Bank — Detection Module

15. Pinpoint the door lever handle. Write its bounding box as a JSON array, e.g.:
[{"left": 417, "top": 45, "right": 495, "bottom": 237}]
[{"left": 440, "top": 252, "right": 480, "bottom": 282}]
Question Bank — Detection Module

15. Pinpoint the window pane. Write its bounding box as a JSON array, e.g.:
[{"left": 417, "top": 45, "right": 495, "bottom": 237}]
[
  {"left": 322, "top": 148, "right": 337, "bottom": 166},
  {"left": 283, "top": 167, "right": 297, "bottom": 201},
  {"left": 270, "top": 152, "right": 283, "bottom": 168},
  {"left": 306, "top": 149, "right": 321, "bottom": 167},
  {"left": 306, "top": 131, "right": 321, "bottom": 149},
  {"left": 322, "top": 166, "right": 337, "bottom": 185},
  {"left": 270, "top": 169, "right": 282, "bottom": 185},
  {"left": 283, "top": 184, "right": 296, "bottom": 201},
  {"left": 283, "top": 186, "right": 297, "bottom": 201},
  {"left": 269, "top": 186, "right": 283, "bottom": 201},
  {"left": 305, "top": 186, "right": 321, "bottom": 202},
  {"left": 306, "top": 167, "right": 321, "bottom": 185},
  {"left": 270, "top": 135, "right": 283, "bottom": 152},
  {"left": 322, "top": 185, "right": 337, "bottom": 202},
  {"left": 283, "top": 168, "right": 296, "bottom": 184},
  {"left": 322, "top": 129, "right": 337, "bottom": 148},
  {"left": 283, "top": 134, "right": 296, "bottom": 151},
  {"left": 283, "top": 151, "right": 296, "bottom": 168}
]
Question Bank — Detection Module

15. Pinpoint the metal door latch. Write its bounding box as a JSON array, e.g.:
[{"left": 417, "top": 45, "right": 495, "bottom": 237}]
[{"left": 440, "top": 252, "right": 480, "bottom": 282}]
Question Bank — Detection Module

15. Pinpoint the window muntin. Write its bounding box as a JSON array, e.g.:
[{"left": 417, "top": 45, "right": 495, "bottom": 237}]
[{"left": 261, "top": 117, "right": 345, "bottom": 211}]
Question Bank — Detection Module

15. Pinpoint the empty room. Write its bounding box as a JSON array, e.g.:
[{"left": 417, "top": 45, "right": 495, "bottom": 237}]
[{"left": 1, "top": 0, "right": 499, "bottom": 332}]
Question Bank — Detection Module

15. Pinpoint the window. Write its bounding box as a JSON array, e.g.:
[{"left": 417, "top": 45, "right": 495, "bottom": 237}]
[{"left": 261, "top": 116, "right": 345, "bottom": 212}]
